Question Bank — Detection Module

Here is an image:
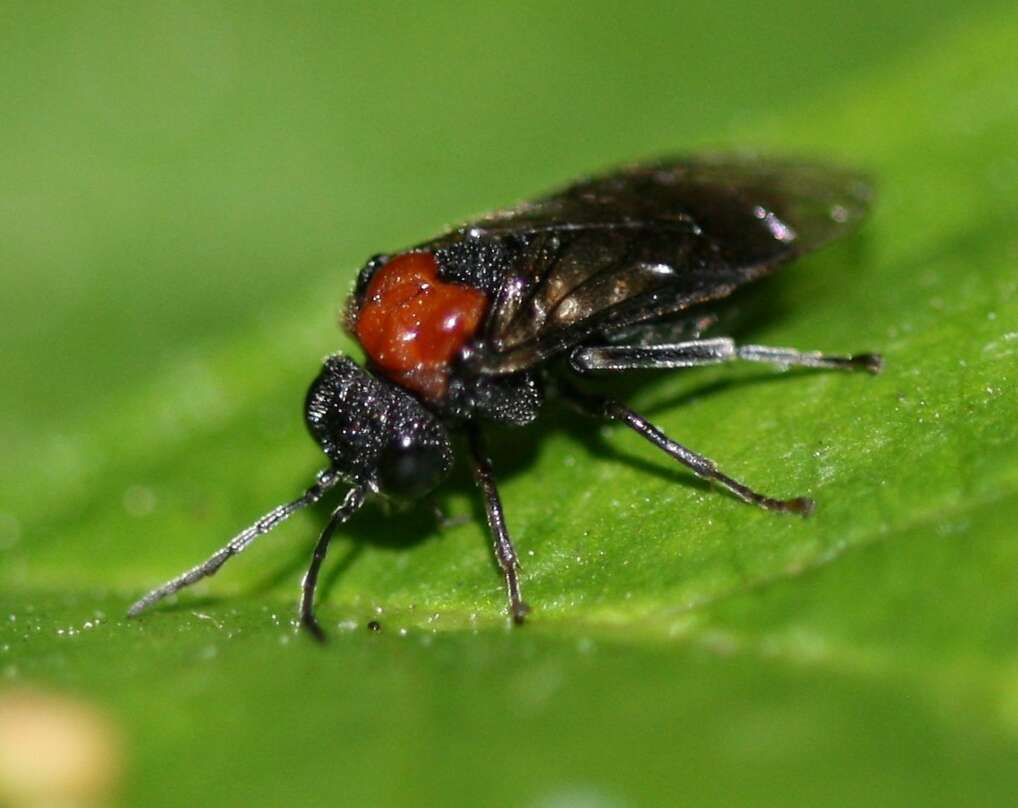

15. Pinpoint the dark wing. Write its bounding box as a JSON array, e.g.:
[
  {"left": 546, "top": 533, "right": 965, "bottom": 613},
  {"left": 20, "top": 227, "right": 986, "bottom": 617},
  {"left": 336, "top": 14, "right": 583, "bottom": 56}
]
[{"left": 456, "top": 154, "right": 872, "bottom": 375}]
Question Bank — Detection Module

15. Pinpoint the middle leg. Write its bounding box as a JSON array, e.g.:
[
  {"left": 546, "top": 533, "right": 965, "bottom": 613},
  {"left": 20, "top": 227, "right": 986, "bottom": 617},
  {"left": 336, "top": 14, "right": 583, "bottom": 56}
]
[{"left": 467, "top": 425, "right": 530, "bottom": 624}]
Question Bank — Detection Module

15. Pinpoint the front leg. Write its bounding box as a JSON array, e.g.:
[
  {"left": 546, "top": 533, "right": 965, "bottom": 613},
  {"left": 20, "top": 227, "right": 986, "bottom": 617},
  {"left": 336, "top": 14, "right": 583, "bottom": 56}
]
[
  {"left": 298, "top": 485, "right": 367, "bottom": 641},
  {"left": 467, "top": 425, "right": 530, "bottom": 624}
]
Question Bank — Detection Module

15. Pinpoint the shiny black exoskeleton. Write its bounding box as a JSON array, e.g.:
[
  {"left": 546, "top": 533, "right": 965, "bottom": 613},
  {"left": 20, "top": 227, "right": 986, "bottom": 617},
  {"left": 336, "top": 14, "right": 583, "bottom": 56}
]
[{"left": 129, "top": 154, "right": 882, "bottom": 639}]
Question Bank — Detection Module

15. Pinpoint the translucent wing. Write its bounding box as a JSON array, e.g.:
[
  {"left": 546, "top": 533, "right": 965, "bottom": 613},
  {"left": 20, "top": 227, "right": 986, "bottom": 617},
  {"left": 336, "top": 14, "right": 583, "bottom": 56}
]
[{"left": 453, "top": 154, "right": 872, "bottom": 375}]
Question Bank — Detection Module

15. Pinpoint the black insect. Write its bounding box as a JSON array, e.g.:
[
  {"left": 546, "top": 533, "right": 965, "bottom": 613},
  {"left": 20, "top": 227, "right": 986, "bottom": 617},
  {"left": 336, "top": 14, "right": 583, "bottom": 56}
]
[{"left": 128, "top": 154, "right": 881, "bottom": 639}]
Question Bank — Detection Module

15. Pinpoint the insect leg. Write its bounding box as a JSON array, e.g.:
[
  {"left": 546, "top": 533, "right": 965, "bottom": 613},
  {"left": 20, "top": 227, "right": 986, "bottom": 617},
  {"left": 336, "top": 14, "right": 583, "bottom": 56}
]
[
  {"left": 571, "top": 338, "right": 882, "bottom": 374},
  {"left": 562, "top": 385, "right": 814, "bottom": 515},
  {"left": 127, "top": 468, "right": 343, "bottom": 618},
  {"left": 736, "top": 343, "right": 882, "bottom": 373},
  {"left": 467, "top": 425, "right": 530, "bottom": 624},
  {"left": 298, "top": 485, "right": 366, "bottom": 641},
  {"left": 571, "top": 338, "right": 735, "bottom": 371}
]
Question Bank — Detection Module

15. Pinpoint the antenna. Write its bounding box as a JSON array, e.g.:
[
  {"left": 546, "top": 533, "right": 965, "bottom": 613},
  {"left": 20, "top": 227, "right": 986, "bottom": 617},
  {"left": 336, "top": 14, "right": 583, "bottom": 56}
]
[{"left": 127, "top": 468, "right": 343, "bottom": 618}]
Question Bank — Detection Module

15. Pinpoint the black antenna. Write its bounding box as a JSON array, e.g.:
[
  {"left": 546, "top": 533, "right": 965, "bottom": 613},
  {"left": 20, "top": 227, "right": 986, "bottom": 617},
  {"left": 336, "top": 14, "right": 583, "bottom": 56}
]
[{"left": 127, "top": 468, "right": 343, "bottom": 618}]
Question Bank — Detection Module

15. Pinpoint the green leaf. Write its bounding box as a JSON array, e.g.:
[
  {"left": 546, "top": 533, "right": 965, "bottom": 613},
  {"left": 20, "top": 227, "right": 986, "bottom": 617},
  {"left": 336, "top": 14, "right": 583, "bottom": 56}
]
[{"left": 2, "top": 4, "right": 1017, "bottom": 806}]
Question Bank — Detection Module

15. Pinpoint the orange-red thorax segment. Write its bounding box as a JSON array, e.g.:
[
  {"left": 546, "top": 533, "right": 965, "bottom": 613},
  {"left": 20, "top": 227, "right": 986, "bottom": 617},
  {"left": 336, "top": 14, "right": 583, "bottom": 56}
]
[{"left": 354, "top": 251, "right": 489, "bottom": 401}]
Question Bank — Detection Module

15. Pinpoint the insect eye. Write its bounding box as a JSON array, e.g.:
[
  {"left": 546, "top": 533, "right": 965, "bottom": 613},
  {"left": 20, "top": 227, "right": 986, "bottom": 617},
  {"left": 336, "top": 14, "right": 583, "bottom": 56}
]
[{"left": 377, "top": 437, "right": 448, "bottom": 499}]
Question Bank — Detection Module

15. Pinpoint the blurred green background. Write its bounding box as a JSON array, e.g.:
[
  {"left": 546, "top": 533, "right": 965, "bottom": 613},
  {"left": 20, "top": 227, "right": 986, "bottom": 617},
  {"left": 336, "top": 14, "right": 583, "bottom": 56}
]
[{"left": 2, "top": 2, "right": 1018, "bottom": 806}]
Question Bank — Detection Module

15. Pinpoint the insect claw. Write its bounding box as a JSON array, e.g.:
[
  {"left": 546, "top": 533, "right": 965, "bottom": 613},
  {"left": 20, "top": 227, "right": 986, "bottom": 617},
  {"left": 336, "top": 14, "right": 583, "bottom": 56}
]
[
  {"left": 785, "top": 496, "right": 816, "bottom": 517},
  {"left": 300, "top": 615, "right": 327, "bottom": 643},
  {"left": 752, "top": 494, "right": 815, "bottom": 516},
  {"left": 512, "top": 601, "right": 531, "bottom": 625},
  {"left": 851, "top": 353, "right": 884, "bottom": 374}
]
